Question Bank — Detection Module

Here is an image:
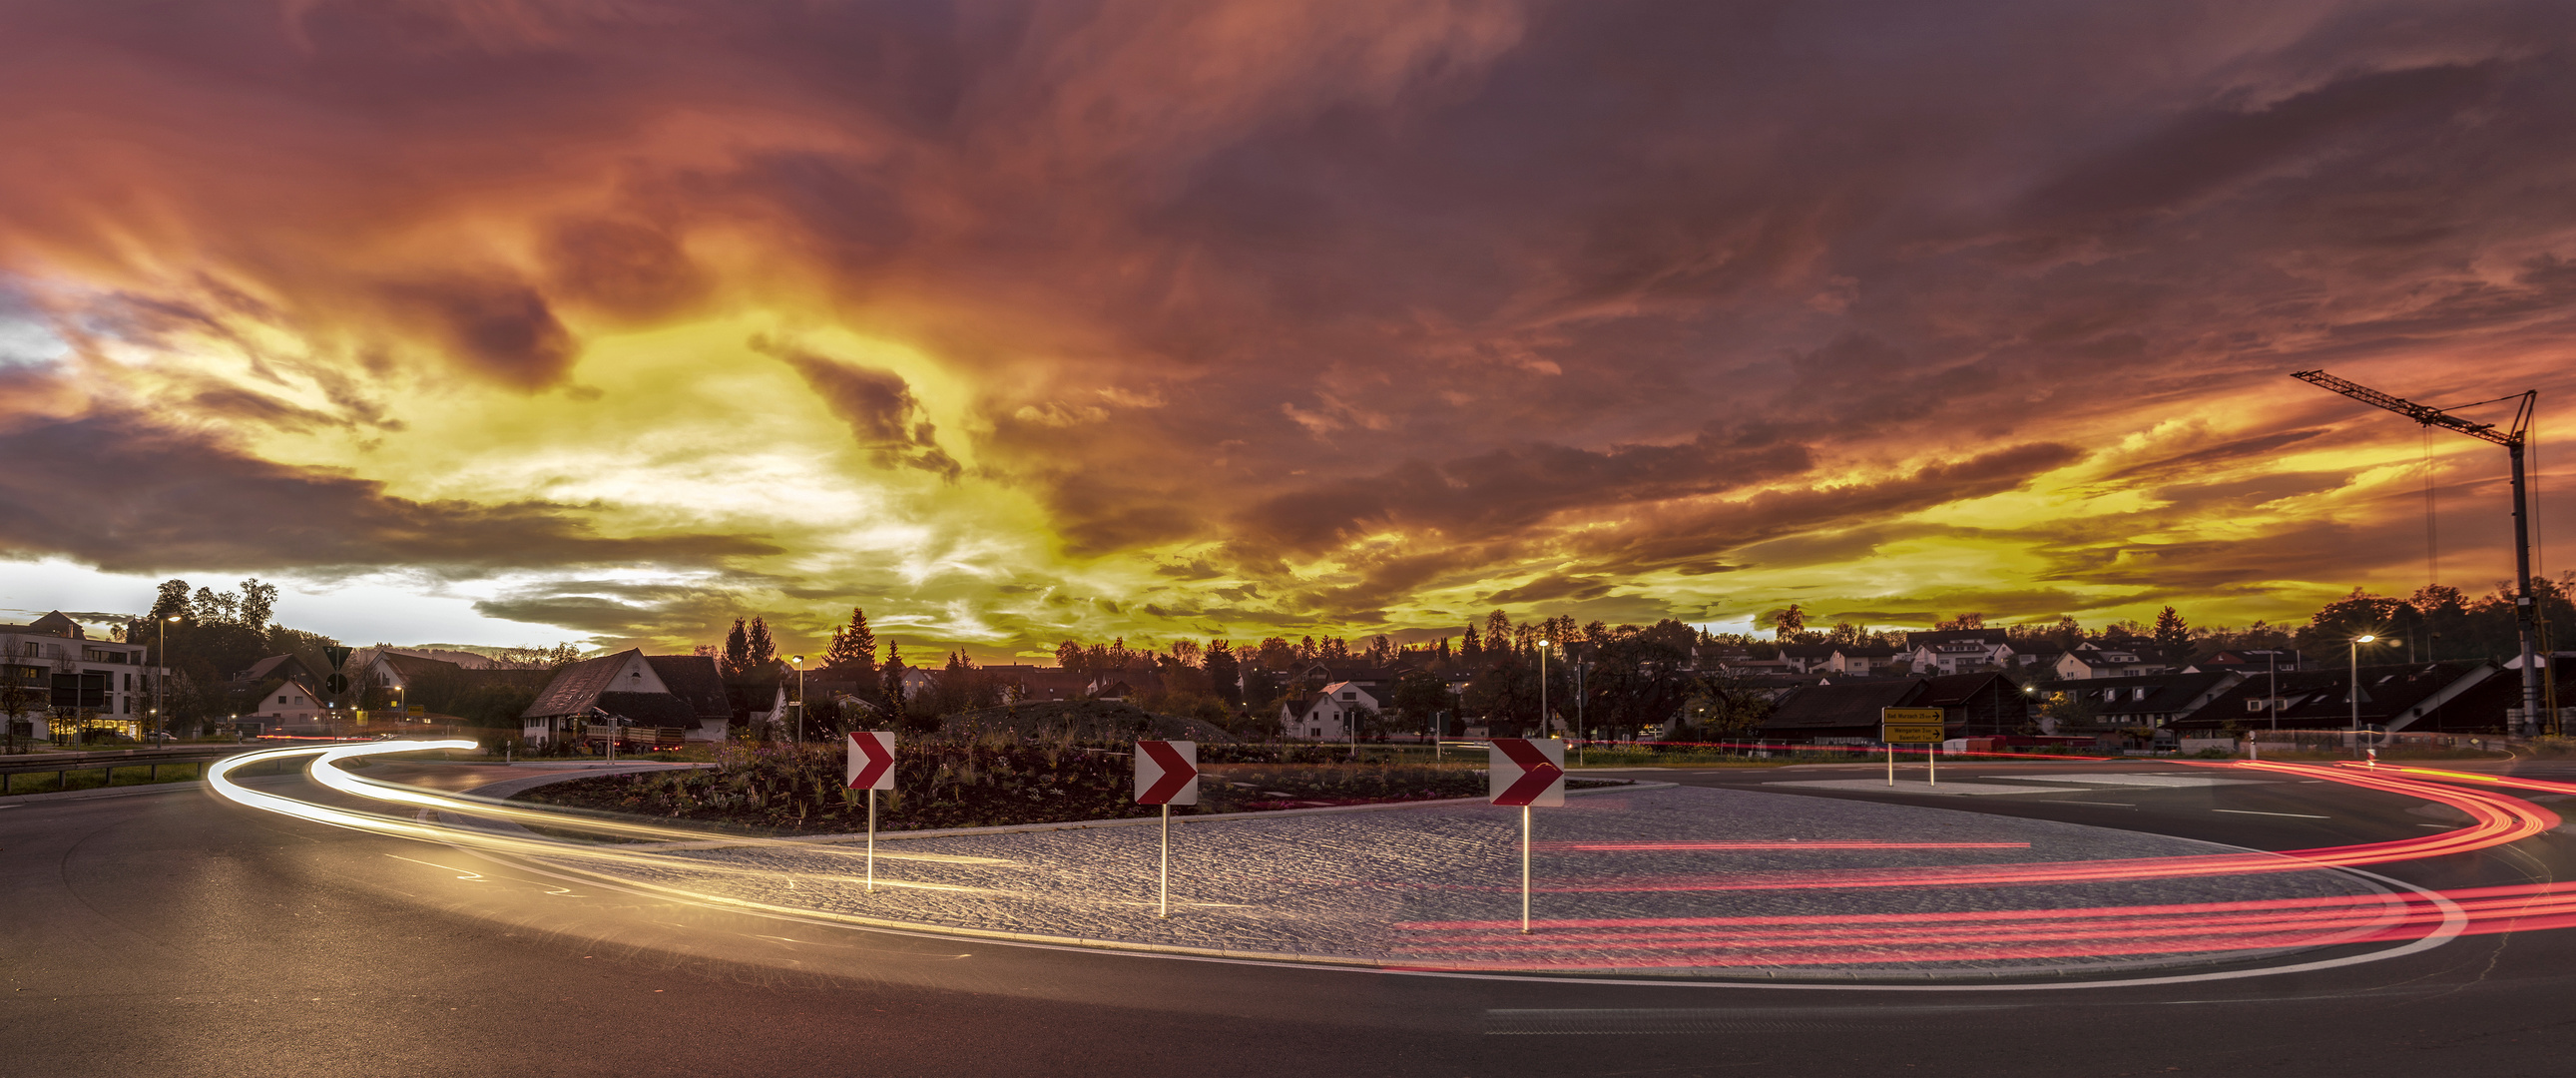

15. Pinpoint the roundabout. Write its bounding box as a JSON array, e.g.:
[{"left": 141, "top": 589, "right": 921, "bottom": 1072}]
[
  {"left": 14, "top": 742, "right": 2576, "bottom": 1077},
  {"left": 212, "top": 743, "right": 2555, "bottom": 987}
]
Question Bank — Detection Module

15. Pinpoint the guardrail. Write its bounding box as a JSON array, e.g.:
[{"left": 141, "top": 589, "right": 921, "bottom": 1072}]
[{"left": 0, "top": 746, "right": 268, "bottom": 796}]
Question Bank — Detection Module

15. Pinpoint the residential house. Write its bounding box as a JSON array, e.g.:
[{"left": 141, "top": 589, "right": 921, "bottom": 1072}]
[
  {"left": 2053, "top": 644, "right": 2176, "bottom": 681},
  {"left": 0, "top": 613, "right": 164, "bottom": 740},
  {"left": 1281, "top": 681, "right": 1382, "bottom": 742},
  {"left": 2046, "top": 671, "right": 2245, "bottom": 734},
  {"left": 1756, "top": 672, "right": 2034, "bottom": 744},
  {"left": 1780, "top": 645, "right": 1903, "bottom": 677},
  {"left": 257, "top": 679, "right": 331, "bottom": 724},
  {"left": 2172, "top": 661, "right": 2499, "bottom": 735},
  {"left": 1899, "top": 629, "right": 2012, "bottom": 676},
  {"left": 520, "top": 650, "right": 727, "bottom": 747},
  {"left": 2188, "top": 649, "right": 2304, "bottom": 675}
]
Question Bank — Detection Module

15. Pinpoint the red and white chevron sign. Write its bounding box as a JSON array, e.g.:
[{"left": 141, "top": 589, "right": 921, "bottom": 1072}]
[
  {"left": 1489, "top": 738, "right": 1565, "bottom": 808},
  {"left": 845, "top": 731, "right": 896, "bottom": 791},
  {"left": 1134, "top": 740, "right": 1199, "bottom": 806}
]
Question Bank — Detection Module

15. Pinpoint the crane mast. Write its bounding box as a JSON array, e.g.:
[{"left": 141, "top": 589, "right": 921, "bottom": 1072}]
[{"left": 2292, "top": 370, "right": 2549, "bottom": 735}]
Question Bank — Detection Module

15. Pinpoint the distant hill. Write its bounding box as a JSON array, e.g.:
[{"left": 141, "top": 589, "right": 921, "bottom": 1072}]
[{"left": 937, "top": 699, "right": 1238, "bottom": 744}]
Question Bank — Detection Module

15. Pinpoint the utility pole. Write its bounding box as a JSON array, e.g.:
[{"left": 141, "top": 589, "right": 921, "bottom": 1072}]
[{"left": 2293, "top": 371, "right": 2547, "bottom": 735}]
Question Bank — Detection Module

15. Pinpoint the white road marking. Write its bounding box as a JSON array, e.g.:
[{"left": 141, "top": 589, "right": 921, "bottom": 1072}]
[
  {"left": 2212, "top": 808, "right": 2329, "bottom": 818},
  {"left": 1763, "top": 780, "right": 2085, "bottom": 796},
  {"left": 1998, "top": 774, "right": 2272, "bottom": 788}
]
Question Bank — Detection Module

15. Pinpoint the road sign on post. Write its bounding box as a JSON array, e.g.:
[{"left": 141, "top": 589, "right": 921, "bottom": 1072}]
[
  {"left": 1135, "top": 740, "right": 1198, "bottom": 918},
  {"left": 847, "top": 732, "right": 896, "bottom": 892},
  {"left": 323, "top": 646, "right": 351, "bottom": 670},
  {"left": 1490, "top": 738, "right": 1566, "bottom": 934},
  {"left": 1881, "top": 707, "right": 1947, "bottom": 787},
  {"left": 1489, "top": 738, "right": 1565, "bottom": 808}
]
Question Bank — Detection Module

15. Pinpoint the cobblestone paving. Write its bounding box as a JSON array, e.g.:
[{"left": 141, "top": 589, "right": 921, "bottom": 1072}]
[{"left": 546, "top": 785, "right": 2392, "bottom": 978}]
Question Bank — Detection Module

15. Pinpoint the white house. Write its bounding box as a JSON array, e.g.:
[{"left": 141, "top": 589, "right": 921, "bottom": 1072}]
[
  {"left": 251, "top": 680, "right": 333, "bottom": 725},
  {"left": 1281, "top": 681, "right": 1380, "bottom": 741}
]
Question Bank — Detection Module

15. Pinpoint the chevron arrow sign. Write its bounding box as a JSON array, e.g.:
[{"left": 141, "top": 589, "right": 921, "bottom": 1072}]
[
  {"left": 1134, "top": 740, "right": 1199, "bottom": 806},
  {"left": 1489, "top": 737, "right": 1565, "bottom": 808}
]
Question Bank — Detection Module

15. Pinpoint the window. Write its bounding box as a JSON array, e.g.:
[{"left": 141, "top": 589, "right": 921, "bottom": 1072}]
[
  {"left": 278, "top": 695, "right": 289, "bottom": 704},
  {"left": 1339, "top": 692, "right": 1357, "bottom": 701}
]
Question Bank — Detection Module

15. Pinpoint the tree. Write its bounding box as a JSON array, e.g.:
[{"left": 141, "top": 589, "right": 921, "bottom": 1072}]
[
  {"left": 881, "top": 642, "right": 918, "bottom": 731},
  {"left": 1687, "top": 671, "right": 1776, "bottom": 743},
  {"left": 1936, "top": 612, "right": 1985, "bottom": 631},
  {"left": 1459, "top": 626, "right": 1484, "bottom": 663},
  {"left": 1054, "top": 640, "right": 1085, "bottom": 672},
  {"left": 238, "top": 578, "right": 277, "bottom": 633},
  {"left": 2152, "top": 606, "right": 2190, "bottom": 654},
  {"left": 821, "top": 607, "right": 877, "bottom": 679},
  {"left": 1205, "top": 640, "right": 1241, "bottom": 704},
  {"left": 1390, "top": 669, "right": 1452, "bottom": 736},
  {"left": 1364, "top": 635, "right": 1394, "bottom": 666},
  {"left": 721, "top": 619, "right": 751, "bottom": 678},
  {"left": 746, "top": 617, "right": 776, "bottom": 671},
  {"left": 151, "top": 579, "right": 191, "bottom": 623},
  {"left": 1772, "top": 604, "right": 1805, "bottom": 640}
]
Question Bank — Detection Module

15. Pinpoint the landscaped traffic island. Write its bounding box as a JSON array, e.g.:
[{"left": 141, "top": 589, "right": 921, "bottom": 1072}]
[{"left": 511, "top": 739, "right": 1631, "bottom": 833}]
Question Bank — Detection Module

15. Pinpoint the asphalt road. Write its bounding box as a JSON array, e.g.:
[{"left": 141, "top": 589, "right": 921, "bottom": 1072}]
[{"left": 6, "top": 758, "right": 2576, "bottom": 1077}]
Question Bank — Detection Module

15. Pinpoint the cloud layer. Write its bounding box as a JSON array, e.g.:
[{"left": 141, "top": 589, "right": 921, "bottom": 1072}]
[{"left": 1, "top": 0, "right": 2572, "bottom": 653}]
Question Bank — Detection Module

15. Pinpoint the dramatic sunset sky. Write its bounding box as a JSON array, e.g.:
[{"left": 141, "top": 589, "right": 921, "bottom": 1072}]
[{"left": 1, "top": 0, "right": 2570, "bottom": 658}]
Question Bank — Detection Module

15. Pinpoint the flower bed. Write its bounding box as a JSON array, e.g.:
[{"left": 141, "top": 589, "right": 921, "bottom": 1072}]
[{"left": 510, "top": 740, "right": 1629, "bottom": 834}]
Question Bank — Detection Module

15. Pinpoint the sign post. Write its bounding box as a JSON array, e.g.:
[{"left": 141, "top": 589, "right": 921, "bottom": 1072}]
[
  {"left": 1489, "top": 738, "right": 1566, "bottom": 933},
  {"left": 1879, "top": 708, "right": 1946, "bottom": 787},
  {"left": 1135, "top": 740, "right": 1199, "bottom": 918},
  {"left": 845, "top": 731, "right": 896, "bottom": 892}
]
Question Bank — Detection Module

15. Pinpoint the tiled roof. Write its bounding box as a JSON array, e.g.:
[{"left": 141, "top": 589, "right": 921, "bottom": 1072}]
[
  {"left": 2174, "top": 661, "right": 2491, "bottom": 730},
  {"left": 376, "top": 652, "right": 462, "bottom": 680},
  {"left": 521, "top": 650, "right": 643, "bottom": 719},
  {"left": 1763, "top": 680, "right": 1922, "bottom": 730},
  {"left": 644, "top": 655, "right": 731, "bottom": 722}
]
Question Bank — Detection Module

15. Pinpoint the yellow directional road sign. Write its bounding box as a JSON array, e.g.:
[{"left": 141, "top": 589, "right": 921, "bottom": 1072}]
[{"left": 1880, "top": 708, "right": 1947, "bottom": 743}]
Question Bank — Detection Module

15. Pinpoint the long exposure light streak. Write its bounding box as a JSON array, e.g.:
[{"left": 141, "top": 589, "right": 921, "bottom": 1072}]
[{"left": 210, "top": 744, "right": 2569, "bottom": 974}]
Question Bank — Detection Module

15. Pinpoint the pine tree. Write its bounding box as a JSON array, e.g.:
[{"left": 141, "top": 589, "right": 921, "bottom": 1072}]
[
  {"left": 1460, "top": 626, "right": 1484, "bottom": 663},
  {"left": 822, "top": 607, "right": 877, "bottom": 679},
  {"left": 722, "top": 619, "right": 751, "bottom": 678},
  {"left": 746, "top": 617, "right": 776, "bottom": 671},
  {"left": 2152, "top": 606, "right": 2191, "bottom": 654},
  {"left": 881, "top": 641, "right": 908, "bottom": 711}
]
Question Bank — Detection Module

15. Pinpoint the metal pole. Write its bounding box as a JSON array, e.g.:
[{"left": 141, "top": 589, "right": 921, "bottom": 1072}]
[
  {"left": 1538, "top": 644, "right": 1548, "bottom": 743},
  {"left": 2350, "top": 639, "right": 2361, "bottom": 757},
  {"left": 866, "top": 788, "right": 876, "bottom": 893},
  {"left": 1886, "top": 740, "right": 1894, "bottom": 787},
  {"left": 1928, "top": 741, "right": 1936, "bottom": 787},
  {"left": 2510, "top": 441, "right": 2544, "bottom": 736},
  {"left": 1520, "top": 804, "right": 1533, "bottom": 934},
  {"left": 1159, "top": 802, "right": 1171, "bottom": 918}
]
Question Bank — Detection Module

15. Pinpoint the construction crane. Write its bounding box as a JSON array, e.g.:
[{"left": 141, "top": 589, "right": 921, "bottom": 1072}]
[{"left": 2292, "top": 370, "right": 2550, "bottom": 735}]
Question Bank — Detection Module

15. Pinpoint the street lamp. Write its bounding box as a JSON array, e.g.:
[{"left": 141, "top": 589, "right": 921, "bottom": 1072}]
[
  {"left": 791, "top": 655, "right": 805, "bottom": 743},
  {"left": 1537, "top": 640, "right": 1550, "bottom": 744},
  {"left": 2349, "top": 634, "right": 2378, "bottom": 757}
]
